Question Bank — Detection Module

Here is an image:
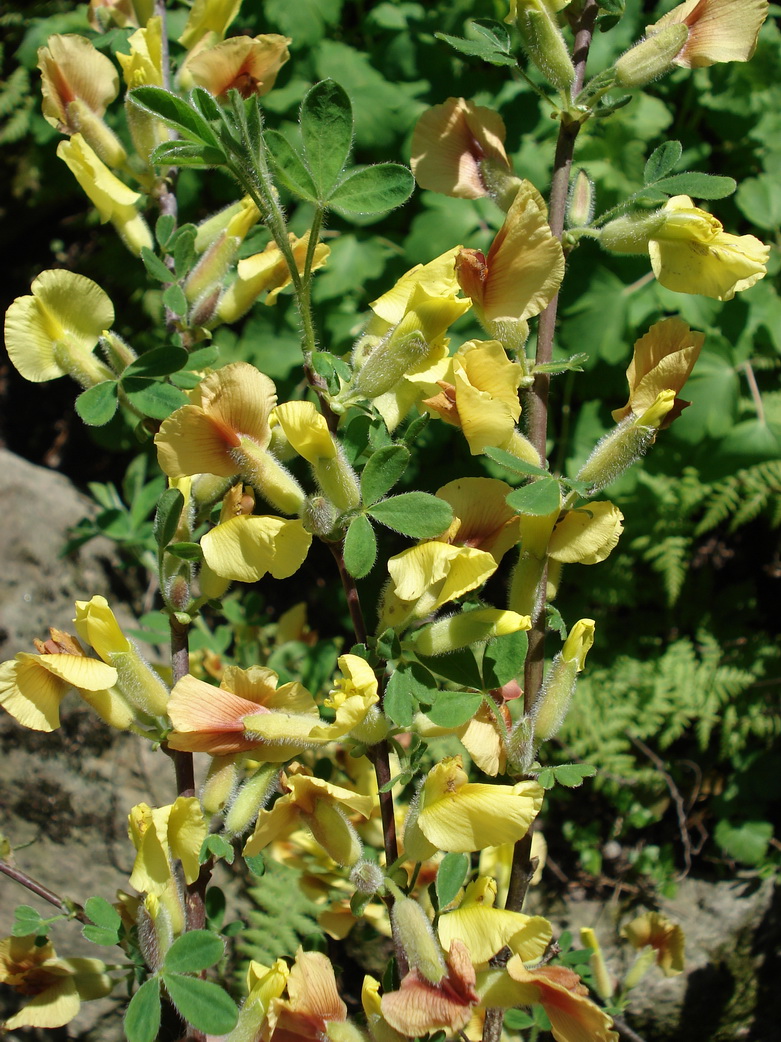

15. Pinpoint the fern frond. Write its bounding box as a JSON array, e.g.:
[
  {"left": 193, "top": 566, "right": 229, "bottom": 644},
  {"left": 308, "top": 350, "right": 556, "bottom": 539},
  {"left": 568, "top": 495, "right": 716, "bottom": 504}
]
[{"left": 237, "top": 857, "right": 324, "bottom": 969}]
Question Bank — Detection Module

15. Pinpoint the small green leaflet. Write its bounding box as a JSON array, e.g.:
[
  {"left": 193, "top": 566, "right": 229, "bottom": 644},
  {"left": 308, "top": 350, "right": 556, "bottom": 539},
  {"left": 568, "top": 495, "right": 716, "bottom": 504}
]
[
  {"left": 162, "top": 974, "right": 239, "bottom": 1035},
  {"left": 536, "top": 763, "right": 596, "bottom": 789},
  {"left": 643, "top": 141, "right": 682, "bottom": 184},
  {"left": 436, "top": 852, "right": 469, "bottom": 909},
  {"left": 76, "top": 381, "right": 119, "bottom": 426},
  {"left": 125, "top": 978, "right": 161, "bottom": 1042},
  {"left": 343, "top": 513, "right": 377, "bottom": 578},
  {"left": 360, "top": 445, "right": 410, "bottom": 506},
  {"left": 506, "top": 477, "right": 561, "bottom": 516},
  {"left": 163, "top": 930, "right": 225, "bottom": 974},
  {"left": 83, "top": 896, "right": 122, "bottom": 946},
  {"left": 368, "top": 492, "right": 452, "bottom": 538}
]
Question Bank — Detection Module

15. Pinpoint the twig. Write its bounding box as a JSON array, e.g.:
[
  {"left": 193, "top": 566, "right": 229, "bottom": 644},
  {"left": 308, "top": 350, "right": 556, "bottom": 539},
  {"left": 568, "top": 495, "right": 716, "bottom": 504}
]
[
  {"left": 627, "top": 733, "right": 693, "bottom": 878},
  {"left": 613, "top": 1014, "right": 649, "bottom": 1042},
  {"left": 0, "top": 860, "right": 87, "bottom": 924}
]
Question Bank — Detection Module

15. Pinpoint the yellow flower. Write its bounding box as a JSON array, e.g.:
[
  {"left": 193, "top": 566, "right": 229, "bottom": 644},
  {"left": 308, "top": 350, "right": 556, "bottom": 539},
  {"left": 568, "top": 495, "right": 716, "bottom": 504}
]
[
  {"left": 648, "top": 0, "right": 769, "bottom": 68},
  {"left": 611, "top": 317, "right": 705, "bottom": 427},
  {"left": 244, "top": 767, "right": 375, "bottom": 864},
  {"left": 266, "top": 948, "right": 347, "bottom": 1042},
  {"left": 435, "top": 477, "right": 522, "bottom": 563},
  {"left": 0, "top": 935, "right": 112, "bottom": 1030},
  {"left": 179, "top": 34, "right": 291, "bottom": 99},
  {"left": 547, "top": 502, "right": 624, "bottom": 565},
  {"left": 201, "top": 514, "right": 312, "bottom": 583},
  {"left": 128, "top": 797, "right": 207, "bottom": 896},
  {"left": 622, "top": 911, "right": 685, "bottom": 977},
  {"left": 351, "top": 247, "right": 471, "bottom": 421},
  {"left": 57, "top": 134, "right": 153, "bottom": 256},
  {"left": 424, "top": 340, "right": 539, "bottom": 464},
  {"left": 411, "top": 98, "right": 517, "bottom": 205},
  {"left": 328, "top": 654, "right": 387, "bottom": 745},
  {"left": 404, "top": 756, "right": 543, "bottom": 858},
  {"left": 0, "top": 628, "right": 118, "bottom": 732},
  {"left": 179, "top": 0, "right": 242, "bottom": 50},
  {"left": 73, "top": 596, "right": 170, "bottom": 721},
  {"left": 216, "top": 232, "right": 330, "bottom": 323},
  {"left": 648, "top": 196, "right": 769, "bottom": 300},
  {"left": 438, "top": 877, "right": 552, "bottom": 966},
  {"left": 455, "top": 180, "right": 564, "bottom": 340},
  {"left": 379, "top": 541, "right": 498, "bottom": 632},
  {"left": 4, "top": 270, "right": 115, "bottom": 387},
  {"left": 117, "top": 16, "right": 164, "bottom": 87}
]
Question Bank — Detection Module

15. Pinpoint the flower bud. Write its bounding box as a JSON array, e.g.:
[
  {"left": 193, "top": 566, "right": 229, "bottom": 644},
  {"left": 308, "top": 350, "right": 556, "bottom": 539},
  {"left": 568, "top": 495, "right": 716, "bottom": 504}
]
[
  {"left": 506, "top": 714, "right": 534, "bottom": 774},
  {"left": 576, "top": 392, "right": 675, "bottom": 494},
  {"left": 567, "top": 169, "right": 595, "bottom": 228},
  {"left": 614, "top": 24, "right": 689, "bottom": 88},
  {"left": 390, "top": 895, "right": 446, "bottom": 984},
  {"left": 353, "top": 331, "right": 430, "bottom": 400},
  {"left": 201, "top": 755, "right": 240, "bottom": 815},
  {"left": 411, "top": 608, "right": 531, "bottom": 657},
  {"left": 305, "top": 798, "right": 363, "bottom": 865},
  {"left": 301, "top": 495, "right": 339, "bottom": 538},
  {"left": 506, "top": 0, "right": 575, "bottom": 92},
  {"left": 581, "top": 927, "right": 614, "bottom": 1003},
  {"left": 184, "top": 233, "right": 242, "bottom": 303},
  {"left": 350, "top": 859, "right": 386, "bottom": 895},
  {"left": 224, "top": 764, "right": 279, "bottom": 837},
  {"left": 532, "top": 619, "right": 594, "bottom": 740},
  {"left": 100, "top": 331, "right": 137, "bottom": 372}
]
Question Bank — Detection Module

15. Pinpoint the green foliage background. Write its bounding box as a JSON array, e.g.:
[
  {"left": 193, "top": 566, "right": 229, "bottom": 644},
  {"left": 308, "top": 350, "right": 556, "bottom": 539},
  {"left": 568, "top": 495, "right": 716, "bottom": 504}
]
[{"left": 1, "top": 0, "right": 779, "bottom": 885}]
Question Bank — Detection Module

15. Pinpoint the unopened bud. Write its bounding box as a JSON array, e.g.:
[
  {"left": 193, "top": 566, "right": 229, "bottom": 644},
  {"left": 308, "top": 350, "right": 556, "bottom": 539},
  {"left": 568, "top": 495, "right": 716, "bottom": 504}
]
[
  {"left": 68, "top": 98, "right": 128, "bottom": 169},
  {"left": 567, "top": 169, "right": 595, "bottom": 228},
  {"left": 353, "top": 331, "right": 429, "bottom": 399},
  {"left": 506, "top": 0, "right": 575, "bottom": 92},
  {"left": 189, "top": 285, "right": 222, "bottom": 328},
  {"left": 166, "top": 573, "right": 190, "bottom": 611},
  {"left": 391, "top": 895, "right": 446, "bottom": 984},
  {"left": 614, "top": 24, "right": 689, "bottom": 88},
  {"left": 576, "top": 396, "right": 674, "bottom": 494},
  {"left": 202, "top": 755, "right": 240, "bottom": 815},
  {"left": 411, "top": 608, "right": 531, "bottom": 657},
  {"left": 314, "top": 450, "right": 361, "bottom": 514},
  {"left": 506, "top": 714, "right": 534, "bottom": 774},
  {"left": 184, "top": 233, "right": 241, "bottom": 303},
  {"left": 350, "top": 859, "right": 386, "bottom": 895},
  {"left": 100, "top": 331, "right": 137, "bottom": 372},
  {"left": 301, "top": 495, "right": 338, "bottom": 537},
  {"left": 581, "top": 927, "right": 614, "bottom": 1002},
  {"left": 306, "top": 799, "right": 363, "bottom": 865},
  {"left": 532, "top": 620, "right": 594, "bottom": 740},
  {"left": 224, "top": 764, "right": 279, "bottom": 837}
]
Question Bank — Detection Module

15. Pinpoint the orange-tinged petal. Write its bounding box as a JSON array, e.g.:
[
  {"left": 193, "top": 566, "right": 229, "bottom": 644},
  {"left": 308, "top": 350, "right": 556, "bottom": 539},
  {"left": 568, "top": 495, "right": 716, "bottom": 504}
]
[
  {"left": 38, "top": 34, "right": 119, "bottom": 128},
  {"left": 436, "top": 477, "right": 520, "bottom": 563},
  {"left": 612, "top": 317, "right": 704, "bottom": 424},
  {"left": 411, "top": 98, "right": 511, "bottom": 199},
  {"left": 182, "top": 34, "right": 290, "bottom": 98},
  {"left": 506, "top": 959, "right": 619, "bottom": 1042},
  {"left": 381, "top": 940, "right": 478, "bottom": 1036},
  {"left": 650, "top": 0, "right": 768, "bottom": 68}
]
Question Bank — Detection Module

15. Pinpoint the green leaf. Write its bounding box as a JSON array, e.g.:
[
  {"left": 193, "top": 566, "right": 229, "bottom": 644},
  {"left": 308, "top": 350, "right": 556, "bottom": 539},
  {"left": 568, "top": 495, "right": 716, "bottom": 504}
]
[
  {"left": 124, "top": 347, "right": 188, "bottom": 379},
  {"left": 184, "top": 345, "right": 219, "bottom": 370},
  {"left": 166, "top": 541, "right": 204, "bottom": 561},
  {"left": 714, "top": 819, "right": 773, "bottom": 866},
  {"left": 434, "top": 30, "right": 517, "bottom": 67},
  {"left": 130, "top": 87, "right": 220, "bottom": 146},
  {"left": 85, "top": 896, "right": 121, "bottom": 932},
  {"left": 482, "top": 630, "right": 528, "bottom": 689},
  {"left": 245, "top": 852, "right": 265, "bottom": 877},
  {"left": 264, "top": 129, "right": 319, "bottom": 202},
  {"left": 343, "top": 514, "right": 377, "bottom": 579},
  {"left": 153, "top": 487, "right": 185, "bottom": 549},
  {"left": 141, "top": 246, "right": 175, "bottom": 283},
  {"left": 122, "top": 379, "right": 189, "bottom": 420},
  {"left": 384, "top": 662, "right": 436, "bottom": 726},
  {"left": 300, "top": 79, "right": 353, "bottom": 196},
  {"left": 736, "top": 173, "right": 781, "bottom": 231},
  {"left": 482, "top": 447, "right": 549, "bottom": 479},
  {"left": 83, "top": 923, "right": 121, "bottom": 946},
  {"left": 403, "top": 412, "right": 429, "bottom": 445},
  {"left": 200, "top": 834, "right": 235, "bottom": 865},
  {"left": 164, "top": 930, "right": 225, "bottom": 975},
  {"left": 330, "top": 164, "right": 415, "bottom": 215},
  {"left": 471, "top": 19, "right": 513, "bottom": 54},
  {"left": 172, "top": 226, "right": 197, "bottom": 278},
  {"left": 12, "top": 905, "right": 44, "bottom": 937},
  {"left": 536, "top": 767, "right": 556, "bottom": 790},
  {"left": 643, "top": 141, "right": 682, "bottom": 184},
  {"left": 506, "top": 478, "right": 561, "bottom": 516},
  {"left": 75, "top": 381, "right": 119, "bottom": 426},
  {"left": 552, "top": 763, "right": 597, "bottom": 788},
  {"left": 426, "top": 690, "right": 483, "bottom": 728},
  {"left": 162, "top": 283, "right": 188, "bottom": 317},
  {"left": 653, "top": 172, "right": 736, "bottom": 200},
  {"left": 155, "top": 214, "right": 176, "bottom": 248},
  {"left": 163, "top": 974, "right": 238, "bottom": 1035},
  {"left": 361, "top": 445, "right": 411, "bottom": 506},
  {"left": 436, "top": 852, "right": 469, "bottom": 909},
  {"left": 190, "top": 86, "right": 223, "bottom": 125},
  {"left": 415, "top": 649, "right": 483, "bottom": 691},
  {"left": 150, "top": 141, "right": 227, "bottom": 168},
  {"left": 368, "top": 492, "right": 452, "bottom": 538},
  {"left": 125, "top": 978, "right": 161, "bottom": 1042}
]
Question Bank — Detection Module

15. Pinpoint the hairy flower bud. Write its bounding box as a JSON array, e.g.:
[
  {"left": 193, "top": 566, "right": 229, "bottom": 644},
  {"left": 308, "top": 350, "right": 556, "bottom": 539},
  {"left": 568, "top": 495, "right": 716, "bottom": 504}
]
[
  {"left": 224, "top": 764, "right": 279, "bottom": 837},
  {"left": 614, "top": 24, "right": 689, "bottom": 87},
  {"left": 506, "top": 1, "right": 575, "bottom": 92},
  {"left": 390, "top": 895, "right": 446, "bottom": 985}
]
